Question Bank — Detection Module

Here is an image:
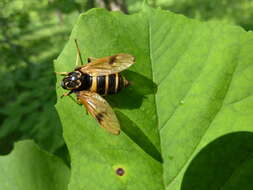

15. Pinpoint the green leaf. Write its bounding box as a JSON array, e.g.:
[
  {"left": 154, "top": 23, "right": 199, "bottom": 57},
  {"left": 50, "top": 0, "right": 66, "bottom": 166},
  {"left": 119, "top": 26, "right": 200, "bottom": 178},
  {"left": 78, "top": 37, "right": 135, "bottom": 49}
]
[
  {"left": 0, "top": 140, "right": 70, "bottom": 190},
  {"left": 55, "top": 4, "right": 253, "bottom": 190}
]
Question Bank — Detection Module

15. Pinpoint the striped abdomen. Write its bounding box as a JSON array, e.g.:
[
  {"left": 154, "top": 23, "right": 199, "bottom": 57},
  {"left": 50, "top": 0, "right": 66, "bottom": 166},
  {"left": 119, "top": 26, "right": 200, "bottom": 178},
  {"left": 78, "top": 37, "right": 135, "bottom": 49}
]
[{"left": 81, "top": 73, "right": 129, "bottom": 95}]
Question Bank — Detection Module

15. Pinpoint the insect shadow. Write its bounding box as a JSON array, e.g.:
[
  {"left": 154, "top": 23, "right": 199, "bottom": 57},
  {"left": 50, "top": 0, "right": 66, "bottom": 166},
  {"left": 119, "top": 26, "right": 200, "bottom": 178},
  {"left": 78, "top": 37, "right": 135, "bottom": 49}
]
[
  {"left": 106, "top": 70, "right": 158, "bottom": 110},
  {"left": 115, "top": 110, "right": 162, "bottom": 163}
]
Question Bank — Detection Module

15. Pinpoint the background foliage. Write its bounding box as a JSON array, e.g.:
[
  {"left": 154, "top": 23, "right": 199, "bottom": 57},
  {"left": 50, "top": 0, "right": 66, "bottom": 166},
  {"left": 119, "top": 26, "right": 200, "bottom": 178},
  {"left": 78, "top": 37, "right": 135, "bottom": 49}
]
[
  {"left": 0, "top": 0, "right": 253, "bottom": 188},
  {"left": 1, "top": 0, "right": 253, "bottom": 155}
]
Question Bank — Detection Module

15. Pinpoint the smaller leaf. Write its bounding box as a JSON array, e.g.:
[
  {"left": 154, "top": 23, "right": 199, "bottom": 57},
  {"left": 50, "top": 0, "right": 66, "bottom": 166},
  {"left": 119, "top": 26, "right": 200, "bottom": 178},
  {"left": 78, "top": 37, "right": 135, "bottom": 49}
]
[{"left": 0, "top": 140, "right": 70, "bottom": 190}]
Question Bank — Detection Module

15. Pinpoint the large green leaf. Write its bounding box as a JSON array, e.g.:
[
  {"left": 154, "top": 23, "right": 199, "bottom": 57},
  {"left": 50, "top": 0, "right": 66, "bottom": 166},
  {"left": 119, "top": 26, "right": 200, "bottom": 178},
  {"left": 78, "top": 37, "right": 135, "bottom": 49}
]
[
  {"left": 0, "top": 140, "right": 70, "bottom": 190},
  {"left": 55, "top": 3, "right": 253, "bottom": 190}
]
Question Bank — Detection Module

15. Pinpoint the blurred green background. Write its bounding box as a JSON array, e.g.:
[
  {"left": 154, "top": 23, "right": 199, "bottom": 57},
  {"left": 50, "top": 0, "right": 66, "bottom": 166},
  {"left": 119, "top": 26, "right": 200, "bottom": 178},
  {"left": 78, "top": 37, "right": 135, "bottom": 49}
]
[{"left": 1, "top": 0, "right": 252, "bottom": 155}]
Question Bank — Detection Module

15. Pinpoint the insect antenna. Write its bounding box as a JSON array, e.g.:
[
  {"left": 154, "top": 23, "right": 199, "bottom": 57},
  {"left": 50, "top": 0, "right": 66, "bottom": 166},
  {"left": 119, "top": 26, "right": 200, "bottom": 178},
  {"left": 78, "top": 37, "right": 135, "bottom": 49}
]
[{"left": 74, "top": 39, "right": 84, "bottom": 66}]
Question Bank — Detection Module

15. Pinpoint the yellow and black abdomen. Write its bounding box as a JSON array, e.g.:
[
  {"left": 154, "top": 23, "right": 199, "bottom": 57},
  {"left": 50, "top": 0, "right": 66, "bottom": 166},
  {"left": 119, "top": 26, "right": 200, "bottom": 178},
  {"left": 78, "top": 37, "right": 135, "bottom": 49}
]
[{"left": 87, "top": 73, "right": 129, "bottom": 95}]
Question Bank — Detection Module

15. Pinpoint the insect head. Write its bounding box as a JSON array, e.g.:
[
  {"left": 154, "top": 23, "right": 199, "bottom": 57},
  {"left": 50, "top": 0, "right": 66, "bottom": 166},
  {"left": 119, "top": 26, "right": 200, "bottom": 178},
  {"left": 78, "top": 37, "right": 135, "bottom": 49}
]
[{"left": 61, "top": 71, "right": 82, "bottom": 90}]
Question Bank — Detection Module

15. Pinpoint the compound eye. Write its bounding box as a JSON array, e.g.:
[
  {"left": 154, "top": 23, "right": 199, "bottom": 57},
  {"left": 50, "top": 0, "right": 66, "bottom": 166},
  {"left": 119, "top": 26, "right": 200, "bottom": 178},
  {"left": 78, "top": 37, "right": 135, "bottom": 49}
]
[
  {"left": 61, "top": 73, "right": 81, "bottom": 90},
  {"left": 61, "top": 77, "right": 76, "bottom": 89},
  {"left": 70, "top": 75, "right": 77, "bottom": 81},
  {"left": 69, "top": 71, "right": 81, "bottom": 79},
  {"left": 68, "top": 82, "right": 76, "bottom": 88}
]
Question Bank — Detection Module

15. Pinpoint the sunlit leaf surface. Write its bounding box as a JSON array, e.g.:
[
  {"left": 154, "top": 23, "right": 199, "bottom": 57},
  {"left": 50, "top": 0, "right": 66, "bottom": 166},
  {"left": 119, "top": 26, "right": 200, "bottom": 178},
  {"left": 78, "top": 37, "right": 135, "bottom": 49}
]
[{"left": 55, "top": 5, "right": 253, "bottom": 190}]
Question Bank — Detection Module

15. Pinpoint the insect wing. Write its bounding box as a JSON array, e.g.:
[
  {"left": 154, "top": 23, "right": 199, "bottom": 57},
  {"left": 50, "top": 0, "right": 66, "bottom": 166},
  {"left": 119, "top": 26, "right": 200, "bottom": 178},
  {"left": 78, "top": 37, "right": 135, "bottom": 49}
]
[
  {"left": 76, "top": 91, "right": 120, "bottom": 135},
  {"left": 78, "top": 54, "right": 134, "bottom": 76}
]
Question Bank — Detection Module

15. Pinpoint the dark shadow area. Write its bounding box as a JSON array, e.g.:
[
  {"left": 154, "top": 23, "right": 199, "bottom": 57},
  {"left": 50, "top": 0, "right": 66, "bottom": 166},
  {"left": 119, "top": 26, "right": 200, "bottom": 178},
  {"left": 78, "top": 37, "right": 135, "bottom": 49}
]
[
  {"left": 240, "top": 23, "right": 253, "bottom": 31},
  {"left": 123, "top": 70, "right": 157, "bottom": 95},
  {"left": 182, "top": 132, "right": 253, "bottom": 190},
  {"left": 0, "top": 131, "right": 21, "bottom": 155},
  {"left": 48, "top": 0, "right": 82, "bottom": 13},
  {"left": 106, "top": 88, "right": 144, "bottom": 110},
  {"left": 48, "top": 0, "right": 96, "bottom": 14},
  {"left": 106, "top": 70, "right": 157, "bottom": 109},
  {"left": 116, "top": 111, "right": 162, "bottom": 163},
  {"left": 54, "top": 143, "right": 71, "bottom": 168}
]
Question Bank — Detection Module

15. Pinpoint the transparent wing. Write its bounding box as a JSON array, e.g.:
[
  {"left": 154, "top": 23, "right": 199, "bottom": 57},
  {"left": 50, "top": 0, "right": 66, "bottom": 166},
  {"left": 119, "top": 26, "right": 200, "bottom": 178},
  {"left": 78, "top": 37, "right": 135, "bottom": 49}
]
[
  {"left": 76, "top": 91, "right": 120, "bottom": 135},
  {"left": 77, "top": 54, "right": 135, "bottom": 76}
]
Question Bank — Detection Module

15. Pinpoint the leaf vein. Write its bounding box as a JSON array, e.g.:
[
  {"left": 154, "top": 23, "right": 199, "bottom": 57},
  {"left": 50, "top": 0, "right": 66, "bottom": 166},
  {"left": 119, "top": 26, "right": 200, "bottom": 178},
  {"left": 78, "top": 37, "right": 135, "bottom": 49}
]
[{"left": 146, "top": 14, "right": 166, "bottom": 189}]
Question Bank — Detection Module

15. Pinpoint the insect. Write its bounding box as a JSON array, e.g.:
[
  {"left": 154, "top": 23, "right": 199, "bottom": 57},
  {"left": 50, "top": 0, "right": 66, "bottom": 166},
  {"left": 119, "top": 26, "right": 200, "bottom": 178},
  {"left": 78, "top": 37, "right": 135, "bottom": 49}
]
[{"left": 57, "top": 39, "right": 135, "bottom": 135}]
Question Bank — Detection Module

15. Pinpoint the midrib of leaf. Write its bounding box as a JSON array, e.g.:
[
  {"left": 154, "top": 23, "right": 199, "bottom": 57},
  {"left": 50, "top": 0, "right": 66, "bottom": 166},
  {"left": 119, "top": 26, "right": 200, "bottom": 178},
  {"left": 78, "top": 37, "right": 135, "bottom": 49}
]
[{"left": 146, "top": 10, "right": 166, "bottom": 189}]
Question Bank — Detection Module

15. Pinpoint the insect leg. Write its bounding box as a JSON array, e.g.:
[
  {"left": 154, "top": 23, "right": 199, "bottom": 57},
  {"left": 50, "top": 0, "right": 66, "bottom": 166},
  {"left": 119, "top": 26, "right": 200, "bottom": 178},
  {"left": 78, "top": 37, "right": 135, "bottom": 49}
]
[
  {"left": 76, "top": 96, "right": 88, "bottom": 114},
  {"left": 76, "top": 97, "right": 82, "bottom": 105},
  {"left": 60, "top": 90, "right": 73, "bottom": 98},
  {"left": 124, "top": 78, "right": 131, "bottom": 87}
]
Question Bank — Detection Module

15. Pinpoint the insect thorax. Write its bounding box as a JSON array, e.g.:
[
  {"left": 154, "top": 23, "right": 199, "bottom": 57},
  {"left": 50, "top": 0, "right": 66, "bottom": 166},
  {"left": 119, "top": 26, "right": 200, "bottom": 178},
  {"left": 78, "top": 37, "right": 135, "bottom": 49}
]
[{"left": 78, "top": 73, "right": 92, "bottom": 90}]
